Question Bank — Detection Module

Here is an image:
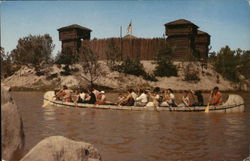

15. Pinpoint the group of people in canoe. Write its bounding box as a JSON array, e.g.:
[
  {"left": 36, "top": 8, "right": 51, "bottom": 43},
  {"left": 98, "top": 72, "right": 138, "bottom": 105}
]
[{"left": 53, "top": 86, "right": 222, "bottom": 107}]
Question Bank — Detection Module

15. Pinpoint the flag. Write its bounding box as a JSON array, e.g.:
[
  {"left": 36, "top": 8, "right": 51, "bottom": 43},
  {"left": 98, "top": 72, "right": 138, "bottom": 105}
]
[{"left": 127, "top": 21, "right": 132, "bottom": 35}]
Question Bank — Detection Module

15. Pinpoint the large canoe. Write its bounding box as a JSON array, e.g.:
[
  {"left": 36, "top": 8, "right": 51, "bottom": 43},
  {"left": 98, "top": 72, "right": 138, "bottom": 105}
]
[{"left": 43, "top": 91, "right": 245, "bottom": 113}]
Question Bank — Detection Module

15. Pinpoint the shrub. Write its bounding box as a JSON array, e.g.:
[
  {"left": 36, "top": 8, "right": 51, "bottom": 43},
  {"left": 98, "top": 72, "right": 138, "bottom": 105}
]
[
  {"left": 46, "top": 73, "right": 58, "bottom": 80},
  {"left": 153, "top": 45, "right": 177, "bottom": 77},
  {"left": 142, "top": 72, "right": 158, "bottom": 82},
  {"left": 55, "top": 48, "right": 78, "bottom": 65},
  {"left": 36, "top": 71, "right": 45, "bottom": 76},
  {"left": 113, "top": 57, "right": 157, "bottom": 81},
  {"left": 209, "top": 46, "right": 250, "bottom": 82},
  {"left": 238, "top": 50, "right": 250, "bottom": 79},
  {"left": 10, "top": 34, "right": 55, "bottom": 71},
  {"left": 105, "top": 39, "right": 122, "bottom": 69},
  {"left": 184, "top": 73, "right": 200, "bottom": 82},
  {"left": 60, "top": 71, "right": 71, "bottom": 76},
  {"left": 79, "top": 47, "right": 105, "bottom": 87},
  {"left": 114, "top": 57, "right": 144, "bottom": 76},
  {"left": 60, "top": 65, "right": 71, "bottom": 76},
  {"left": 183, "top": 63, "right": 200, "bottom": 82},
  {"left": 1, "top": 47, "right": 20, "bottom": 78},
  {"left": 212, "top": 46, "right": 240, "bottom": 82},
  {"left": 70, "top": 67, "right": 79, "bottom": 73}
]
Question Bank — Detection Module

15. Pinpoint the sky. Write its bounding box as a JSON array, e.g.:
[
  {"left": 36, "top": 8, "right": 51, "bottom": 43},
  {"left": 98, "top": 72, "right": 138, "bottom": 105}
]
[{"left": 1, "top": 0, "right": 250, "bottom": 56}]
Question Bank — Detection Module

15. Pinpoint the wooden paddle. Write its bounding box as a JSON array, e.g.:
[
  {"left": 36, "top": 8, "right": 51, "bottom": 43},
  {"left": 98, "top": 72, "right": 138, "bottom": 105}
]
[
  {"left": 42, "top": 97, "right": 55, "bottom": 107},
  {"left": 205, "top": 91, "right": 212, "bottom": 113},
  {"left": 42, "top": 91, "right": 57, "bottom": 107},
  {"left": 42, "top": 99, "right": 51, "bottom": 107}
]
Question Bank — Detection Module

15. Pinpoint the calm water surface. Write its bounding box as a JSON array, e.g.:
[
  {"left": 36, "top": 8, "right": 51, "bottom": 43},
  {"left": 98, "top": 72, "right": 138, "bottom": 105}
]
[{"left": 12, "top": 92, "right": 250, "bottom": 161}]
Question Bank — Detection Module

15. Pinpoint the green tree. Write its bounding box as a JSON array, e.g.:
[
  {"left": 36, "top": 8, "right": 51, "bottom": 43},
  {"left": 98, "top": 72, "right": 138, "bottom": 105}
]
[
  {"left": 1, "top": 47, "right": 20, "bottom": 78},
  {"left": 183, "top": 62, "right": 200, "bottom": 82},
  {"left": 105, "top": 39, "right": 122, "bottom": 69},
  {"left": 55, "top": 48, "right": 79, "bottom": 65},
  {"left": 213, "top": 45, "right": 240, "bottom": 82},
  {"left": 11, "top": 34, "right": 55, "bottom": 71},
  {"left": 79, "top": 47, "right": 104, "bottom": 87},
  {"left": 115, "top": 57, "right": 145, "bottom": 76},
  {"left": 0, "top": 47, "right": 6, "bottom": 78},
  {"left": 0, "top": 47, "right": 5, "bottom": 65},
  {"left": 153, "top": 45, "right": 177, "bottom": 77},
  {"left": 113, "top": 57, "right": 157, "bottom": 81},
  {"left": 238, "top": 50, "right": 250, "bottom": 79}
]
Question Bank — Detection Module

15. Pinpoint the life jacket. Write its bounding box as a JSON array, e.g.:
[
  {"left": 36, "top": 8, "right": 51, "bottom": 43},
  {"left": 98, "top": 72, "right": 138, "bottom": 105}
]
[{"left": 211, "top": 92, "right": 222, "bottom": 105}]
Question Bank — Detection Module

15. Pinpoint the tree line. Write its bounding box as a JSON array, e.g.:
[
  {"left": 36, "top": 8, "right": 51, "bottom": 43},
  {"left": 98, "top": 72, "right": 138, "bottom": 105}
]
[
  {"left": 208, "top": 46, "right": 250, "bottom": 82},
  {"left": 1, "top": 34, "right": 249, "bottom": 87}
]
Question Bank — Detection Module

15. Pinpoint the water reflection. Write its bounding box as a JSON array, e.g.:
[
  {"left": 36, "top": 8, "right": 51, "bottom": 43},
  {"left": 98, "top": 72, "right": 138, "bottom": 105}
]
[
  {"left": 11, "top": 91, "right": 250, "bottom": 161},
  {"left": 43, "top": 107, "right": 56, "bottom": 121}
]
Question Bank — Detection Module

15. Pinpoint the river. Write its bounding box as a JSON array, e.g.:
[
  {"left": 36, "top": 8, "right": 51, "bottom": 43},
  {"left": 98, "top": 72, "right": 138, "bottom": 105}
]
[{"left": 12, "top": 91, "right": 250, "bottom": 161}]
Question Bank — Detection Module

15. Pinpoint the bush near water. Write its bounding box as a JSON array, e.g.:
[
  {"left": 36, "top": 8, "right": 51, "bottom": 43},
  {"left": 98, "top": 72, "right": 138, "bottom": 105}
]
[
  {"left": 209, "top": 46, "right": 250, "bottom": 82},
  {"left": 153, "top": 45, "right": 178, "bottom": 77}
]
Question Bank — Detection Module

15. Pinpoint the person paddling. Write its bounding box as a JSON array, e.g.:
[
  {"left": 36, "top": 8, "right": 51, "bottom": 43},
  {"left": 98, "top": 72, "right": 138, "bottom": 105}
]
[
  {"left": 135, "top": 89, "right": 148, "bottom": 106},
  {"left": 192, "top": 90, "right": 204, "bottom": 106},
  {"left": 54, "top": 85, "right": 72, "bottom": 102},
  {"left": 209, "top": 87, "right": 222, "bottom": 105},
  {"left": 119, "top": 89, "right": 135, "bottom": 106},
  {"left": 95, "top": 91, "right": 107, "bottom": 105},
  {"left": 147, "top": 87, "right": 161, "bottom": 107},
  {"left": 178, "top": 90, "right": 190, "bottom": 107},
  {"left": 83, "top": 88, "right": 96, "bottom": 104}
]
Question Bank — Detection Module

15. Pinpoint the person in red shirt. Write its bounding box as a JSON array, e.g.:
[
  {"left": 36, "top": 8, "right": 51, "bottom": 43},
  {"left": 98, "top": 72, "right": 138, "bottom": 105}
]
[
  {"left": 54, "top": 85, "right": 73, "bottom": 102},
  {"left": 210, "top": 87, "right": 222, "bottom": 105},
  {"left": 54, "top": 85, "right": 68, "bottom": 101}
]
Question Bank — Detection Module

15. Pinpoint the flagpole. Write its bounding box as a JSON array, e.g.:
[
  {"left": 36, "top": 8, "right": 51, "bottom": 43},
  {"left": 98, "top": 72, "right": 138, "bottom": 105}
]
[
  {"left": 130, "top": 20, "right": 132, "bottom": 56},
  {"left": 120, "top": 26, "right": 122, "bottom": 38},
  {"left": 131, "top": 19, "right": 132, "bottom": 36},
  {"left": 120, "top": 26, "right": 123, "bottom": 60}
]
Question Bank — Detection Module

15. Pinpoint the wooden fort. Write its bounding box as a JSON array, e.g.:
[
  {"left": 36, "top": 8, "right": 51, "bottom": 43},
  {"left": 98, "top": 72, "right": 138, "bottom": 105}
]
[
  {"left": 57, "top": 24, "right": 92, "bottom": 55},
  {"left": 194, "top": 30, "right": 211, "bottom": 59},
  {"left": 58, "top": 19, "right": 210, "bottom": 60},
  {"left": 165, "top": 19, "right": 210, "bottom": 60}
]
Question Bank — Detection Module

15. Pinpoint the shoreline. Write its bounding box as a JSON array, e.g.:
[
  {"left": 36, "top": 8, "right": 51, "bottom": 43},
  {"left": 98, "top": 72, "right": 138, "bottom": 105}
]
[
  {"left": 10, "top": 86, "right": 249, "bottom": 93},
  {"left": 3, "top": 62, "right": 249, "bottom": 93}
]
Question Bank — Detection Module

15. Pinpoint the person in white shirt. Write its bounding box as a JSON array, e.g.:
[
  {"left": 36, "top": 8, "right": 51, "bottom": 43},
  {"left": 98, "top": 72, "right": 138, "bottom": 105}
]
[
  {"left": 146, "top": 87, "right": 161, "bottom": 107},
  {"left": 178, "top": 90, "right": 190, "bottom": 107},
  {"left": 131, "top": 89, "right": 138, "bottom": 101},
  {"left": 93, "top": 88, "right": 100, "bottom": 99},
  {"left": 161, "top": 89, "right": 170, "bottom": 107},
  {"left": 80, "top": 91, "right": 86, "bottom": 101},
  {"left": 135, "top": 89, "right": 148, "bottom": 106},
  {"left": 100, "top": 91, "right": 106, "bottom": 102},
  {"left": 161, "top": 88, "right": 177, "bottom": 107},
  {"left": 95, "top": 91, "right": 106, "bottom": 105},
  {"left": 77, "top": 88, "right": 87, "bottom": 103}
]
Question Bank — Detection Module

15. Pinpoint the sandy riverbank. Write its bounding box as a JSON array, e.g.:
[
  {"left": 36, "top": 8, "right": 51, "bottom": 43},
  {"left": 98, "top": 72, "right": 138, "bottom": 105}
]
[{"left": 3, "top": 61, "right": 249, "bottom": 92}]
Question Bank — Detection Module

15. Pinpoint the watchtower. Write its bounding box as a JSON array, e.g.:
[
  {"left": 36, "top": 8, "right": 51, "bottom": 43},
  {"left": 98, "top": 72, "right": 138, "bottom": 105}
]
[
  {"left": 194, "top": 30, "right": 210, "bottom": 59},
  {"left": 165, "top": 19, "right": 198, "bottom": 60},
  {"left": 58, "top": 24, "right": 92, "bottom": 55}
]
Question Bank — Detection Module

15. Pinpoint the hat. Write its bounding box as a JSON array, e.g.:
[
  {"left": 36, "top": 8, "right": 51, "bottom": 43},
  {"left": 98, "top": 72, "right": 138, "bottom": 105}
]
[{"left": 101, "top": 91, "right": 105, "bottom": 94}]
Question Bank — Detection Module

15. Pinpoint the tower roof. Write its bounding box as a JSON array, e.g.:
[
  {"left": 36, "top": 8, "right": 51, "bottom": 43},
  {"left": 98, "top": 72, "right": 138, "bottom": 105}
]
[
  {"left": 123, "top": 34, "right": 138, "bottom": 39},
  {"left": 165, "top": 19, "right": 198, "bottom": 28},
  {"left": 57, "top": 24, "right": 92, "bottom": 32},
  {"left": 197, "top": 30, "right": 210, "bottom": 36}
]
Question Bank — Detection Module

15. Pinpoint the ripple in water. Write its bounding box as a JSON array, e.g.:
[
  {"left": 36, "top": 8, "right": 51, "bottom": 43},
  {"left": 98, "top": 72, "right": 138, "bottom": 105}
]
[{"left": 12, "top": 91, "right": 250, "bottom": 161}]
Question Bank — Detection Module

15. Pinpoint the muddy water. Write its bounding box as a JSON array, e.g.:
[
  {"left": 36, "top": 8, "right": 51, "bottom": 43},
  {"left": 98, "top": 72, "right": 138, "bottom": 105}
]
[{"left": 12, "top": 92, "right": 250, "bottom": 161}]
